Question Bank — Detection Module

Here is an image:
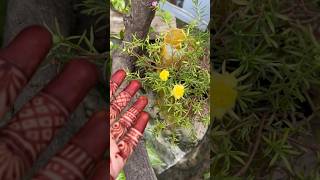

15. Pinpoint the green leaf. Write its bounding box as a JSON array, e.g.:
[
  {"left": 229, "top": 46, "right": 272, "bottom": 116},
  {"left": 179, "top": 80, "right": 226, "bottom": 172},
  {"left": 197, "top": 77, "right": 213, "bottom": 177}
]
[
  {"left": 116, "top": 170, "right": 126, "bottom": 180},
  {"left": 232, "top": 154, "right": 246, "bottom": 165},
  {"left": 262, "top": 29, "right": 278, "bottom": 48},
  {"left": 269, "top": 153, "right": 279, "bottom": 167},
  {"left": 89, "top": 26, "right": 94, "bottom": 47},
  {"left": 280, "top": 155, "right": 294, "bottom": 174},
  {"left": 265, "top": 15, "right": 275, "bottom": 33},
  {"left": 147, "top": 144, "right": 165, "bottom": 167},
  {"left": 274, "top": 13, "right": 290, "bottom": 21}
]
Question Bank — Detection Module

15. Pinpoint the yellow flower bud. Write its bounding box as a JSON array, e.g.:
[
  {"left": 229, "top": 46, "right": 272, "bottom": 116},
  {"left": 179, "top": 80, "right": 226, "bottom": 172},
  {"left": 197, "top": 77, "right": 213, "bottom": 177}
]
[{"left": 159, "top": 69, "right": 170, "bottom": 81}]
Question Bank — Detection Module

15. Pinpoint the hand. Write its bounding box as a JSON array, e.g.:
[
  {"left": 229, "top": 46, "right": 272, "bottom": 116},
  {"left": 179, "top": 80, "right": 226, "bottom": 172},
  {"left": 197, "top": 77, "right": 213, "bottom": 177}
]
[
  {"left": 0, "top": 25, "right": 108, "bottom": 179},
  {"left": 109, "top": 69, "right": 149, "bottom": 180}
]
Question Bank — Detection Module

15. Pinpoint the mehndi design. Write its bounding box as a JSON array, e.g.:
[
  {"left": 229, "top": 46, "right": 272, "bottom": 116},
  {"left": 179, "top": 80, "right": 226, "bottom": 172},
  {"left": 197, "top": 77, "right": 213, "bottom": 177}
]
[{"left": 109, "top": 69, "right": 149, "bottom": 180}]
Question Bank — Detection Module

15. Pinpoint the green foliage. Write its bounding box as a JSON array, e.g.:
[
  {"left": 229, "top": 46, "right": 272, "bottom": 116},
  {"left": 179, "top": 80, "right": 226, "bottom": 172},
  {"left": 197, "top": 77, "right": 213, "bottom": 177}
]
[
  {"left": 47, "top": 0, "right": 108, "bottom": 100},
  {"left": 157, "top": 10, "right": 173, "bottom": 26},
  {"left": 111, "top": 0, "right": 130, "bottom": 14},
  {"left": 146, "top": 142, "right": 166, "bottom": 168},
  {"left": 78, "top": 0, "right": 108, "bottom": 32},
  {"left": 212, "top": 0, "right": 320, "bottom": 178},
  {"left": 47, "top": 0, "right": 108, "bottom": 64},
  {"left": 116, "top": 170, "right": 126, "bottom": 180},
  {"left": 294, "top": 158, "right": 320, "bottom": 180},
  {"left": 191, "top": 0, "right": 208, "bottom": 22},
  {"left": 211, "top": 132, "right": 248, "bottom": 172},
  {"left": 47, "top": 19, "right": 105, "bottom": 66},
  {"left": 79, "top": 0, "right": 107, "bottom": 15},
  {"left": 121, "top": 1, "right": 210, "bottom": 146},
  {"left": 203, "top": 171, "right": 210, "bottom": 180},
  {"left": 124, "top": 24, "right": 210, "bottom": 143},
  {"left": 115, "top": 142, "right": 166, "bottom": 179}
]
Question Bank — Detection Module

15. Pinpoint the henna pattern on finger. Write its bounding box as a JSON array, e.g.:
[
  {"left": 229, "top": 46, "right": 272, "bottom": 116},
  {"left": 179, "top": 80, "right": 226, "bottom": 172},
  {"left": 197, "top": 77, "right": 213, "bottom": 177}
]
[
  {"left": 34, "top": 110, "right": 106, "bottom": 180},
  {"left": 112, "top": 91, "right": 132, "bottom": 111},
  {"left": 0, "top": 59, "right": 27, "bottom": 119},
  {"left": 117, "top": 128, "right": 142, "bottom": 161},
  {"left": 119, "top": 107, "right": 139, "bottom": 128},
  {"left": 111, "top": 128, "right": 145, "bottom": 179},
  {"left": 0, "top": 141, "right": 28, "bottom": 179},
  {"left": 110, "top": 122, "right": 125, "bottom": 142},
  {"left": 109, "top": 69, "right": 126, "bottom": 101},
  {"left": 0, "top": 93, "right": 69, "bottom": 180},
  {"left": 33, "top": 144, "right": 95, "bottom": 180},
  {"left": 110, "top": 80, "right": 118, "bottom": 99},
  {"left": 111, "top": 107, "right": 139, "bottom": 141},
  {"left": 110, "top": 106, "right": 118, "bottom": 125},
  {"left": 110, "top": 91, "right": 132, "bottom": 124}
]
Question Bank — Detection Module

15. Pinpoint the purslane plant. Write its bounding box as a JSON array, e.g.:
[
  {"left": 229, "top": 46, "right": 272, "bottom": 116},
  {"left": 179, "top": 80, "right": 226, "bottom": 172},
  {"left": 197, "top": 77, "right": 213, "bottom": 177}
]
[
  {"left": 124, "top": 24, "right": 210, "bottom": 144},
  {"left": 212, "top": 0, "right": 320, "bottom": 178}
]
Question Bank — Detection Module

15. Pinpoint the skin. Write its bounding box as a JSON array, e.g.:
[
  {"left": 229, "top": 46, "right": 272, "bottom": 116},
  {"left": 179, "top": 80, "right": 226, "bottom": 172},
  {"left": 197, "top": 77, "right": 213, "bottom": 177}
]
[
  {"left": 109, "top": 69, "right": 150, "bottom": 179},
  {"left": 0, "top": 25, "right": 149, "bottom": 180}
]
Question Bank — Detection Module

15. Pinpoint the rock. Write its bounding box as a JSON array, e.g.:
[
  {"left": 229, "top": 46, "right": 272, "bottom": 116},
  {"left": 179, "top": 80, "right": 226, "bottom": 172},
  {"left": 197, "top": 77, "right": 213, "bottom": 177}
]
[{"left": 144, "top": 91, "right": 210, "bottom": 175}]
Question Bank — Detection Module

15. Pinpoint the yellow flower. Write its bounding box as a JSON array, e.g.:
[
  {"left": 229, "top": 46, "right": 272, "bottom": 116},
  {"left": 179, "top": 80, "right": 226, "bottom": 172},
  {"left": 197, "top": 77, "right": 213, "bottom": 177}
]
[
  {"left": 159, "top": 69, "right": 170, "bottom": 81},
  {"left": 212, "top": 72, "right": 238, "bottom": 119},
  {"left": 171, "top": 84, "right": 185, "bottom": 100},
  {"left": 160, "top": 44, "right": 184, "bottom": 66},
  {"left": 160, "top": 28, "right": 186, "bottom": 67},
  {"left": 164, "top": 28, "right": 186, "bottom": 49}
]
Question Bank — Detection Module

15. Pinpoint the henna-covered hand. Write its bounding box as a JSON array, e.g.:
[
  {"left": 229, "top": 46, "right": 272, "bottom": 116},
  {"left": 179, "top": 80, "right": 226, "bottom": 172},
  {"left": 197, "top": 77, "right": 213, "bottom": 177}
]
[
  {"left": 0, "top": 26, "right": 108, "bottom": 179},
  {"left": 0, "top": 25, "right": 149, "bottom": 180},
  {"left": 109, "top": 70, "right": 149, "bottom": 180}
]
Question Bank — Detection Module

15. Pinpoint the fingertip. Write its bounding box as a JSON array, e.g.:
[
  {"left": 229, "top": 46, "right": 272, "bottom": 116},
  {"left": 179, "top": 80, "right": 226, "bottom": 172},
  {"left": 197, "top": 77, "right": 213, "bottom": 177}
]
[
  {"left": 139, "top": 96, "right": 148, "bottom": 103},
  {"left": 67, "top": 60, "right": 99, "bottom": 83},
  {"left": 43, "top": 59, "right": 99, "bottom": 111},
  {"left": 111, "top": 69, "right": 126, "bottom": 85},
  {"left": 134, "top": 111, "right": 149, "bottom": 133},
  {"left": 0, "top": 25, "right": 52, "bottom": 78},
  {"left": 22, "top": 25, "right": 52, "bottom": 40},
  {"left": 124, "top": 80, "right": 141, "bottom": 96},
  {"left": 133, "top": 96, "right": 148, "bottom": 111},
  {"left": 71, "top": 110, "right": 108, "bottom": 160}
]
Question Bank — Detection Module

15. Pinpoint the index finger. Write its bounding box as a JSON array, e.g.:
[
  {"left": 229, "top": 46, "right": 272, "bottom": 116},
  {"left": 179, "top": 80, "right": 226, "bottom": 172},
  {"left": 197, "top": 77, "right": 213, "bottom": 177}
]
[
  {"left": 110, "top": 69, "right": 126, "bottom": 100},
  {"left": 0, "top": 25, "right": 52, "bottom": 119}
]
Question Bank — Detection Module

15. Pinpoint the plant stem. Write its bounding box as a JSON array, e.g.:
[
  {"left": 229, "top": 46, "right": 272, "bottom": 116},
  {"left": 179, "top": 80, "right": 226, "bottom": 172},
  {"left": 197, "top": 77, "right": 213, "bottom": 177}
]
[
  {"left": 227, "top": 120, "right": 250, "bottom": 134},
  {"left": 234, "top": 115, "right": 266, "bottom": 176},
  {"left": 288, "top": 137, "right": 320, "bottom": 151}
]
